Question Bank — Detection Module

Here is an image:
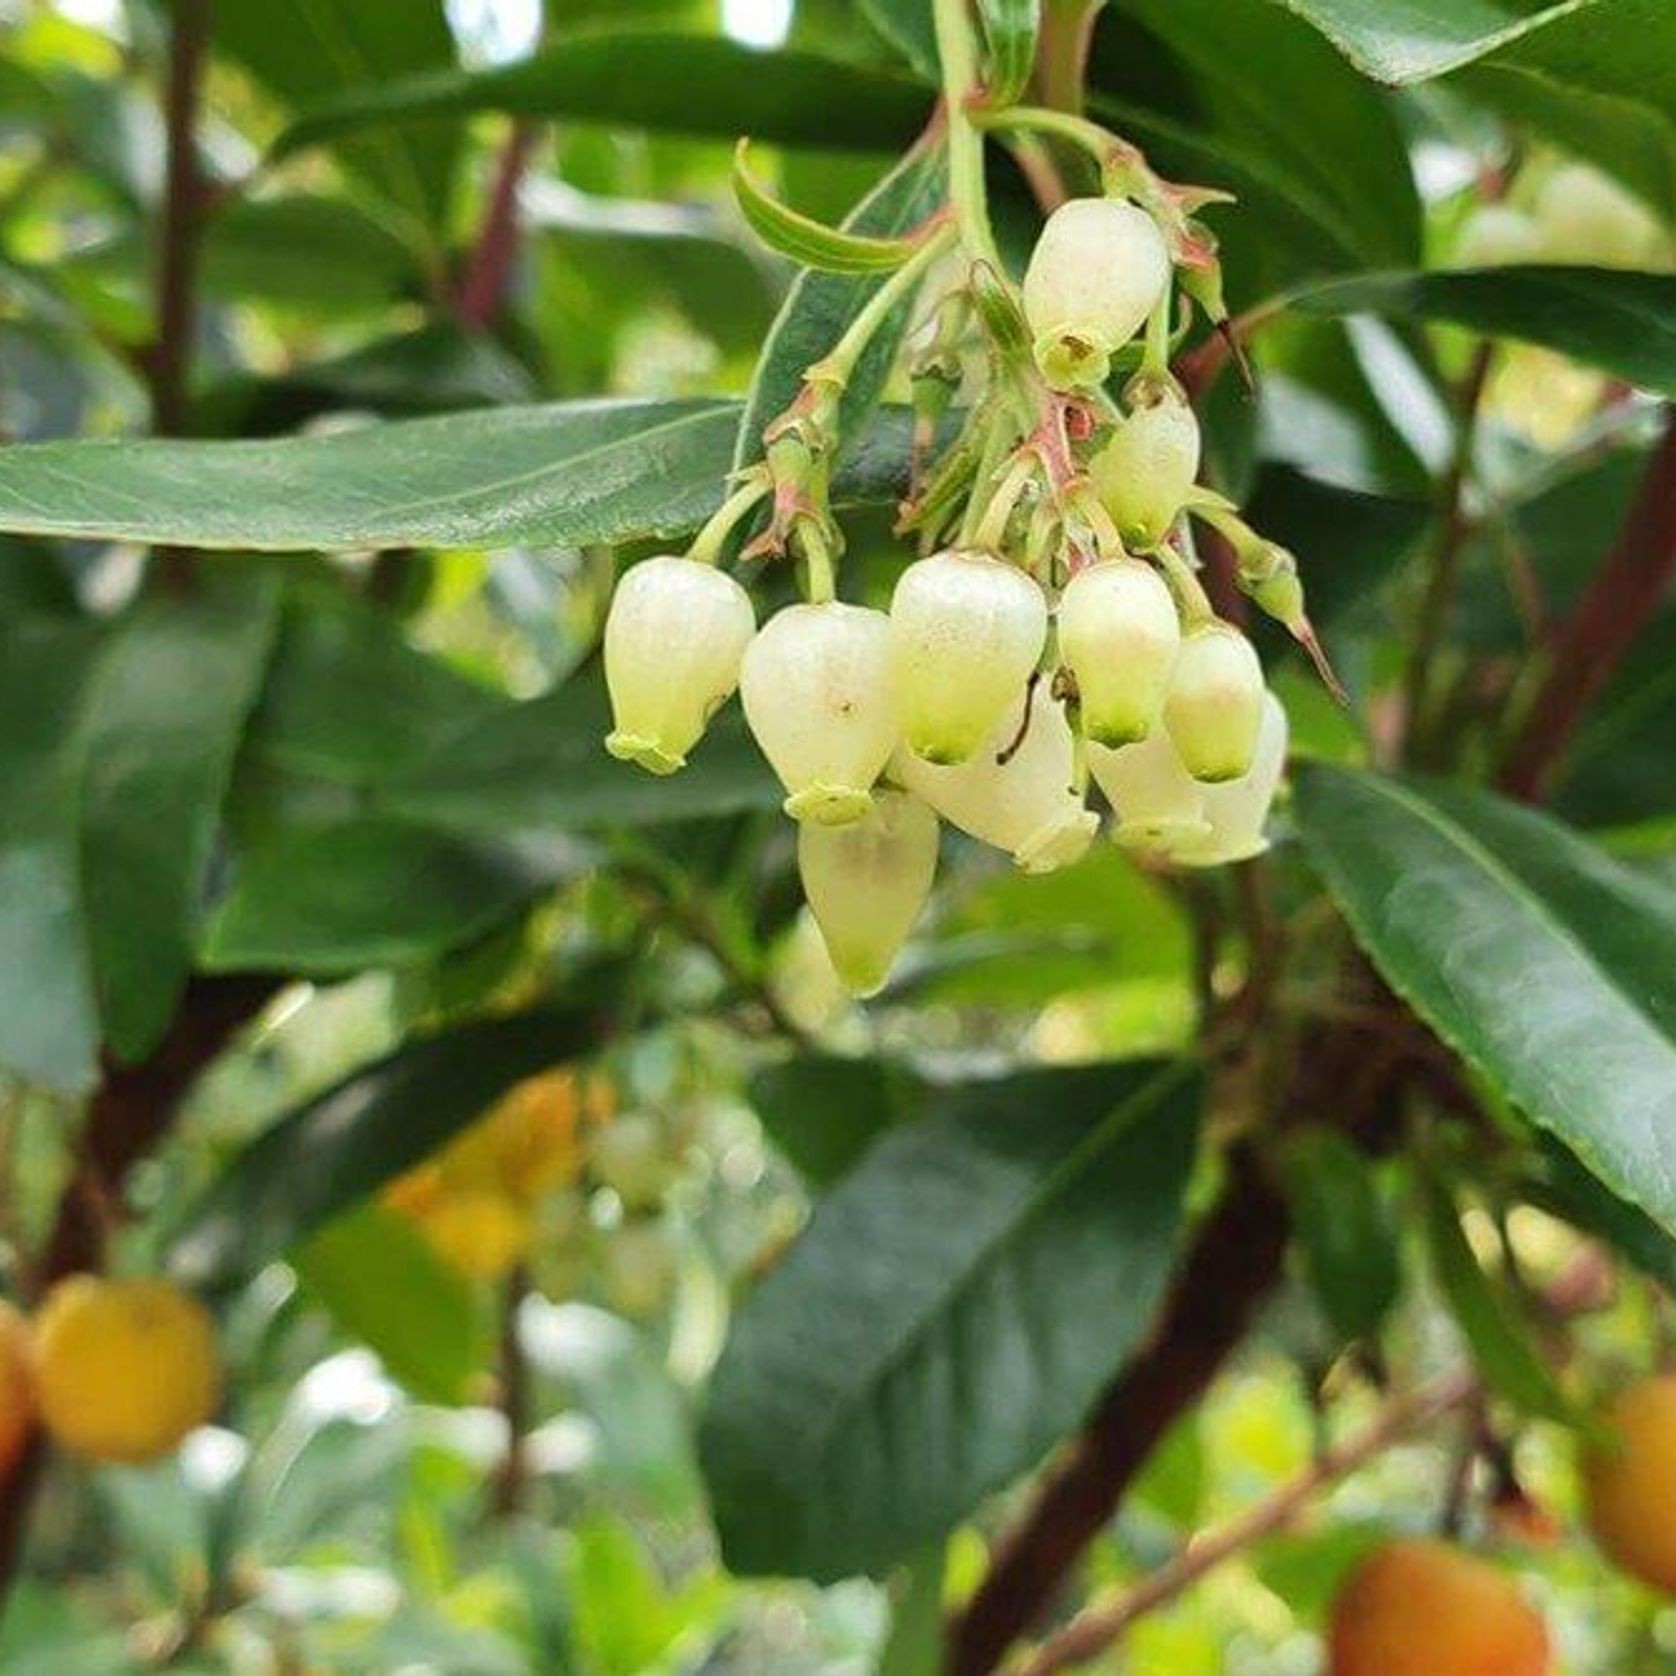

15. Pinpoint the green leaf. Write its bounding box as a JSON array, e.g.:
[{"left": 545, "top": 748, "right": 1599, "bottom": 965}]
[
  {"left": 246, "top": 590, "right": 505, "bottom": 787},
  {"left": 1279, "top": 1129, "right": 1401, "bottom": 1344},
  {"left": 274, "top": 32, "right": 931, "bottom": 162},
  {"left": 1106, "top": 0, "right": 1421, "bottom": 272},
  {"left": 700, "top": 1060, "right": 1200, "bottom": 1580},
  {"left": 381, "top": 669, "right": 780, "bottom": 835},
  {"left": 0, "top": 616, "right": 102, "bottom": 1093},
  {"left": 0, "top": 399, "right": 921, "bottom": 554},
  {"left": 0, "top": 399, "right": 733, "bottom": 552},
  {"left": 1295, "top": 765, "right": 1676, "bottom": 1242},
  {"left": 751, "top": 1054, "right": 924, "bottom": 1187},
  {"left": 215, "top": 0, "right": 461, "bottom": 251},
  {"left": 294, "top": 1205, "right": 488, "bottom": 1404},
  {"left": 1418, "top": 1170, "right": 1573, "bottom": 1423},
  {"left": 202, "top": 819, "right": 565, "bottom": 976},
  {"left": 1298, "top": 269, "right": 1676, "bottom": 395},
  {"left": 734, "top": 143, "right": 948, "bottom": 472},
  {"left": 733, "top": 142, "right": 933, "bottom": 273},
  {"left": 979, "top": 0, "right": 1039, "bottom": 105},
  {"left": 169, "top": 1006, "right": 609, "bottom": 1289},
  {"left": 82, "top": 574, "right": 280, "bottom": 1061}
]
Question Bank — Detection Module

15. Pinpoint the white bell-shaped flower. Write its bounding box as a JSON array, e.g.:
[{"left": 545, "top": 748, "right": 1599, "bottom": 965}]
[
  {"left": 896, "top": 682, "right": 1097, "bottom": 874},
  {"left": 1091, "top": 390, "right": 1202, "bottom": 550},
  {"left": 740, "top": 601, "right": 897, "bottom": 825},
  {"left": 604, "top": 555, "right": 756, "bottom": 775},
  {"left": 1057, "top": 558, "right": 1181, "bottom": 747},
  {"left": 890, "top": 550, "right": 1047, "bottom": 765},
  {"left": 1164, "top": 623, "right": 1265, "bottom": 783},
  {"left": 799, "top": 788, "right": 939, "bottom": 996},
  {"left": 1173, "top": 691, "right": 1289, "bottom": 867},
  {"left": 1022, "top": 198, "right": 1171, "bottom": 390},
  {"left": 1087, "top": 727, "right": 1208, "bottom": 852}
]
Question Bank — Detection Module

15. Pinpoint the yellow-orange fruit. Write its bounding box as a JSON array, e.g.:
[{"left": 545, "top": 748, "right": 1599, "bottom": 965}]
[
  {"left": 0, "top": 1303, "right": 35, "bottom": 1475},
  {"left": 1584, "top": 1374, "right": 1676, "bottom": 1592},
  {"left": 1328, "top": 1539, "right": 1551, "bottom": 1676},
  {"left": 414, "top": 1190, "right": 533, "bottom": 1281},
  {"left": 33, "top": 1278, "right": 219, "bottom": 1465}
]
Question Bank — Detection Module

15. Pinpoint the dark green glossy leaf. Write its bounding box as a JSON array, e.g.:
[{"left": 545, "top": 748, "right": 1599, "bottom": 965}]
[
  {"left": 0, "top": 399, "right": 920, "bottom": 554},
  {"left": 83, "top": 574, "right": 280, "bottom": 1061},
  {"left": 1419, "top": 1171, "right": 1573, "bottom": 1422},
  {"left": 202, "top": 820, "right": 567, "bottom": 976},
  {"left": 1279, "top": 1130, "right": 1401, "bottom": 1343},
  {"left": 294, "top": 1205, "right": 488, "bottom": 1404},
  {"left": 1296, "top": 765, "right": 1676, "bottom": 1240},
  {"left": 750, "top": 1054, "right": 924, "bottom": 1186},
  {"left": 246, "top": 591, "right": 505, "bottom": 787},
  {"left": 701, "top": 1060, "right": 1200, "bottom": 1580},
  {"left": 0, "top": 616, "right": 102, "bottom": 1092},
  {"left": 170, "top": 1006, "right": 610, "bottom": 1288},
  {"left": 733, "top": 142, "right": 930, "bottom": 273},
  {"left": 274, "top": 33, "right": 931, "bottom": 162},
  {"left": 381, "top": 669, "right": 779, "bottom": 834},
  {"left": 734, "top": 143, "right": 947, "bottom": 472},
  {"left": 1298, "top": 268, "right": 1676, "bottom": 396},
  {"left": 1107, "top": 0, "right": 1421, "bottom": 272},
  {"left": 216, "top": 0, "right": 461, "bottom": 249}
]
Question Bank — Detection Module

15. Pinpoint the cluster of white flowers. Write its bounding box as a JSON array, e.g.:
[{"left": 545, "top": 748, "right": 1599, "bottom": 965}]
[
  {"left": 1456, "top": 161, "right": 1675, "bottom": 272},
  {"left": 603, "top": 192, "right": 1311, "bottom": 997}
]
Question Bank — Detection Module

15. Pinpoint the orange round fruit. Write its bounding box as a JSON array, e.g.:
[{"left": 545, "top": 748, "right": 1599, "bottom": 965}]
[
  {"left": 33, "top": 1277, "right": 219, "bottom": 1465},
  {"left": 415, "top": 1189, "right": 532, "bottom": 1281},
  {"left": 1328, "top": 1538, "right": 1551, "bottom": 1676},
  {"left": 1584, "top": 1374, "right": 1676, "bottom": 1592},
  {"left": 0, "top": 1302, "right": 35, "bottom": 1476}
]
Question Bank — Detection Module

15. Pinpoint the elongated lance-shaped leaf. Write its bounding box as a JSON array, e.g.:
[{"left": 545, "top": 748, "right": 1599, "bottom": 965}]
[
  {"left": 733, "top": 142, "right": 933, "bottom": 274},
  {"left": 1296, "top": 765, "right": 1676, "bottom": 1242},
  {"left": 272, "top": 32, "right": 932, "bottom": 161},
  {"left": 1298, "top": 268, "right": 1676, "bottom": 396},
  {"left": 701, "top": 1059, "right": 1200, "bottom": 1580},
  {"left": 734, "top": 140, "right": 949, "bottom": 473},
  {"left": 0, "top": 399, "right": 921, "bottom": 553}
]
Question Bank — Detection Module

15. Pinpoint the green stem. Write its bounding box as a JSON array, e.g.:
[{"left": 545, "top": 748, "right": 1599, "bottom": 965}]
[
  {"left": 972, "top": 103, "right": 1115, "bottom": 169},
  {"left": 812, "top": 222, "right": 959, "bottom": 389},
  {"left": 932, "top": 0, "right": 1006, "bottom": 275},
  {"left": 685, "top": 474, "right": 772, "bottom": 567},
  {"left": 1037, "top": 0, "right": 1105, "bottom": 117}
]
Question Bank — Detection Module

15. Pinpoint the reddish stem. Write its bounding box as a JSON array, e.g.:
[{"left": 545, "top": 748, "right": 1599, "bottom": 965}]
[
  {"left": 456, "top": 123, "right": 538, "bottom": 329},
  {"left": 1501, "top": 410, "right": 1676, "bottom": 801}
]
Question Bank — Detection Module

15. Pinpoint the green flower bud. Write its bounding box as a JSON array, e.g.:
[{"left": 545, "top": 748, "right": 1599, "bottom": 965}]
[
  {"left": 1086, "top": 728, "right": 1208, "bottom": 852},
  {"left": 1022, "top": 198, "right": 1171, "bottom": 391},
  {"left": 1057, "top": 558, "right": 1181, "bottom": 746},
  {"left": 799, "top": 788, "right": 939, "bottom": 997},
  {"left": 604, "top": 555, "right": 756, "bottom": 776},
  {"left": 741, "top": 602, "right": 897, "bottom": 826},
  {"left": 1163, "top": 623, "right": 1265, "bottom": 783},
  {"left": 1172, "top": 691, "right": 1288, "bottom": 868},
  {"left": 1453, "top": 204, "right": 1543, "bottom": 269},
  {"left": 896, "top": 683, "right": 1098, "bottom": 874},
  {"left": 890, "top": 550, "right": 1048, "bottom": 766},
  {"left": 1534, "top": 163, "right": 1672, "bottom": 270},
  {"left": 1091, "top": 389, "right": 1202, "bottom": 550}
]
